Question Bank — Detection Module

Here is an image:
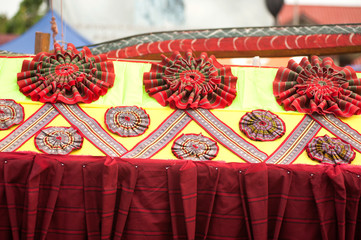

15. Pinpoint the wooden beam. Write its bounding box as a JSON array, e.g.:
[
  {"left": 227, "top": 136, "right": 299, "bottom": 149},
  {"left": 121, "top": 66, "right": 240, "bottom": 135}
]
[{"left": 34, "top": 32, "right": 50, "bottom": 54}]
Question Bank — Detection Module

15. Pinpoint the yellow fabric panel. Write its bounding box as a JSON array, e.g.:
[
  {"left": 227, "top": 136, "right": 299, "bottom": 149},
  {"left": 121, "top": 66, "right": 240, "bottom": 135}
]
[{"left": 3, "top": 98, "right": 361, "bottom": 164}]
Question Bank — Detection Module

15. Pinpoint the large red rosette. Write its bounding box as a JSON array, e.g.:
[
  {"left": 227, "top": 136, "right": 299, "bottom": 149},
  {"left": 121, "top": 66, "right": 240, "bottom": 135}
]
[
  {"left": 273, "top": 56, "right": 361, "bottom": 117},
  {"left": 17, "top": 43, "right": 115, "bottom": 104},
  {"left": 144, "top": 50, "right": 237, "bottom": 109}
]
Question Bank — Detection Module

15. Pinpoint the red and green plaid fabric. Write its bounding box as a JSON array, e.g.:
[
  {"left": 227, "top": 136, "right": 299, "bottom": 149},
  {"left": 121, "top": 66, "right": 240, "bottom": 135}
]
[
  {"left": 239, "top": 109, "right": 286, "bottom": 141},
  {"left": 144, "top": 50, "right": 237, "bottom": 109},
  {"left": 273, "top": 56, "right": 361, "bottom": 117},
  {"left": 17, "top": 43, "right": 115, "bottom": 104},
  {"left": 306, "top": 135, "right": 356, "bottom": 164}
]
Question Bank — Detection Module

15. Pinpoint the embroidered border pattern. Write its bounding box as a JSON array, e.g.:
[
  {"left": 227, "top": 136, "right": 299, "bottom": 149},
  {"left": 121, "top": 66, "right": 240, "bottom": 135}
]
[
  {"left": 122, "top": 110, "right": 192, "bottom": 158},
  {"left": 54, "top": 103, "right": 127, "bottom": 157},
  {"left": 186, "top": 109, "right": 268, "bottom": 163},
  {"left": 266, "top": 115, "right": 322, "bottom": 164},
  {"left": 310, "top": 114, "right": 361, "bottom": 152},
  {"left": 0, "top": 104, "right": 59, "bottom": 152}
]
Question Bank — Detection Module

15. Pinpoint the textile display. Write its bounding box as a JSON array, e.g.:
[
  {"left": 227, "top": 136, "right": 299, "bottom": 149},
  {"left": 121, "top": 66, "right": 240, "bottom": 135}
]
[
  {"left": 2, "top": 50, "right": 361, "bottom": 239},
  {"left": 0, "top": 152, "right": 360, "bottom": 239},
  {"left": 1, "top": 55, "right": 361, "bottom": 165}
]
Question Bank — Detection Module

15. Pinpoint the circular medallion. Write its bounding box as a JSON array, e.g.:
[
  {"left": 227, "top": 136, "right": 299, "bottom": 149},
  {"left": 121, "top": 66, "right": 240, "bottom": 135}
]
[
  {"left": 306, "top": 135, "right": 355, "bottom": 164},
  {"left": 35, "top": 127, "right": 83, "bottom": 155},
  {"left": 239, "top": 109, "right": 285, "bottom": 141},
  {"left": 105, "top": 106, "right": 150, "bottom": 137},
  {"left": 172, "top": 133, "right": 219, "bottom": 160},
  {"left": 0, "top": 99, "right": 24, "bottom": 130}
]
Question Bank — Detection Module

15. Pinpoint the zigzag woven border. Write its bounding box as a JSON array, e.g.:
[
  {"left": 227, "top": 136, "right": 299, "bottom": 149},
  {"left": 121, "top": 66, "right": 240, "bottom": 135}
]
[
  {"left": 266, "top": 115, "right": 321, "bottom": 164},
  {"left": 54, "top": 103, "right": 127, "bottom": 157},
  {"left": 186, "top": 109, "right": 268, "bottom": 163},
  {"left": 0, "top": 104, "right": 59, "bottom": 152},
  {"left": 122, "top": 110, "right": 192, "bottom": 158}
]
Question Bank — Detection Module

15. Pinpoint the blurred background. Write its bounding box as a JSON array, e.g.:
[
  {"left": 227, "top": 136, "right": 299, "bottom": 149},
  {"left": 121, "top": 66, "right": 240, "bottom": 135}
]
[{"left": 0, "top": 0, "right": 361, "bottom": 67}]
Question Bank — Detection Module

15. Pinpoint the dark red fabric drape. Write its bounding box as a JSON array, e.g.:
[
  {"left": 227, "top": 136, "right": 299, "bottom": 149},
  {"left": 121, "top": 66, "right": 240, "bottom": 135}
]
[{"left": 0, "top": 152, "right": 361, "bottom": 240}]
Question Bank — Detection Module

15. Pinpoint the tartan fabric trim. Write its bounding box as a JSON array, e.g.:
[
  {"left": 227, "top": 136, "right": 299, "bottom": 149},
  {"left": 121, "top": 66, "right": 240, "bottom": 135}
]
[
  {"left": 122, "top": 110, "right": 192, "bottom": 158},
  {"left": 17, "top": 43, "right": 115, "bottom": 104},
  {"left": 171, "top": 133, "right": 219, "bottom": 160},
  {"left": 185, "top": 109, "right": 268, "bottom": 163},
  {"left": 306, "top": 135, "right": 355, "bottom": 164},
  {"left": 105, "top": 106, "right": 150, "bottom": 137},
  {"left": 239, "top": 109, "right": 285, "bottom": 141},
  {"left": 53, "top": 103, "right": 127, "bottom": 157},
  {"left": 273, "top": 56, "right": 361, "bottom": 117},
  {"left": 0, "top": 99, "right": 24, "bottom": 130},
  {"left": 143, "top": 50, "right": 237, "bottom": 109},
  {"left": 35, "top": 126, "right": 83, "bottom": 155},
  {"left": 0, "top": 104, "right": 59, "bottom": 152},
  {"left": 266, "top": 115, "right": 322, "bottom": 164},
  {"left": 310, "top": 114, "right": 361, "bottom": 153}
]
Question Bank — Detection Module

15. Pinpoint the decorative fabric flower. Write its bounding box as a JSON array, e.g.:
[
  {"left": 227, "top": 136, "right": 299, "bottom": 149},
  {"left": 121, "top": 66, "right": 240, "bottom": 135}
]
[
  {"left": 105, "top": 106, "right": 150, "bottom": 137},
  {"left": 172, "top": 133, "right": 219, "bottom": 160},
  {"left": 306, "top": 135, "right": 355, "bottom": 164},
  {"left": 273, "top": 56, "right": 361, "bottom": 117},
  {"left": 239, "top": 109, "right": 285, "bottom": 141},
  {"left": 0, "top": 99, "right": 24, "bottom": 130},
  {"left": 35, "top": 127, "right": 83, "bottom": 155},
  {"left": 144, "top": 50, "right": 237, "bottom": 109},
  {"left": 17, "top": 43, "right": 115, "bottom": 104}
]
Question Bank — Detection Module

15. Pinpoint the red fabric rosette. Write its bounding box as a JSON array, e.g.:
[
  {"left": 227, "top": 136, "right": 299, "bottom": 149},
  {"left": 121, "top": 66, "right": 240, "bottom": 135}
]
[
  {"left": 273, "top": 56, "right": 361, "bottom": 117},
  {"left": 144, "top": 50, "right": 237, "bottom": 109},
  {"left": 17, "top": 43, "right": 115, "bottom": 104}
]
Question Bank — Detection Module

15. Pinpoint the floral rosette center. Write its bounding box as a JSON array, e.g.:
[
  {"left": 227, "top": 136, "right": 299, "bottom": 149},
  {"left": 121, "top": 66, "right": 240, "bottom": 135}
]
[
  {"left": 144, "top": 50, "right": 237, "bottom": 109},
  {"left": 296, "top": 69, "right": 348, "bottom": 104},
  {"left": 55, "top": 64, "right": 79, "bottom": 76},
  {"left": 273, "top": 56, "right": 361, "bottom": 117}
]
